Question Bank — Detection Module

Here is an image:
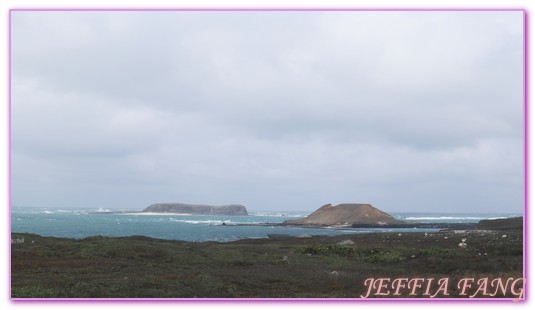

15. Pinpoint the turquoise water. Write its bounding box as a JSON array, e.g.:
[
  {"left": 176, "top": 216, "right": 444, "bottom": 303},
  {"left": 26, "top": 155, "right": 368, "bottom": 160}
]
[{"left": 10, "top": 206, "right": 522, "bottom": 242}]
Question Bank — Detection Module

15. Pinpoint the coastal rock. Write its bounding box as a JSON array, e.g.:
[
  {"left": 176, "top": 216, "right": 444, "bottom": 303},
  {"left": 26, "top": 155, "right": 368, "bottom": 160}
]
[
  {"left": 283, "top": 203, "right": 402, "bottom": 226},
  {"left": 476, "top": 217, "right": 523, "bottom": 230},
  {"left": 337, "top": 239, "right": 356, "bottom": 245},
  {"left": 142, "top": 203, "right": 248, "bottom": 216}
]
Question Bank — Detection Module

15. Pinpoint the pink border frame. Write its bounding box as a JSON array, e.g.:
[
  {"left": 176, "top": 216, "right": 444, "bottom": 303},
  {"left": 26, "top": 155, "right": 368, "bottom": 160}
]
[{"left": 7, "top": 7, "right": 528, "bottom": 303}]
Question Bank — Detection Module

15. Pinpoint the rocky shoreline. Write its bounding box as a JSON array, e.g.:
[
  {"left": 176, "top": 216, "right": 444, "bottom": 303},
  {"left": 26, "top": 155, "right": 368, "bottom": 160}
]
[
  {"left": 223, "top": 216, "right": 522, "bottom": 231},
  {"left": 223, "top": 221, "right": 477, "bottom": 230}
]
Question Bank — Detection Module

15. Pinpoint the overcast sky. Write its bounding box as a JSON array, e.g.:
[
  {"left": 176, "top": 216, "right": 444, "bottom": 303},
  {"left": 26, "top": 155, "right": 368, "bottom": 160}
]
[{"left": 11, "top": 10, "right": 524, "bottom": 213}]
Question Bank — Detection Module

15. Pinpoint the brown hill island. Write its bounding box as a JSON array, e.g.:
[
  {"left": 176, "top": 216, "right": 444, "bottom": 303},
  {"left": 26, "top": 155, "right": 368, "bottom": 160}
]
[
  {"left": 142, "top": 203, "right": 248, "bottom": 216},
  {"left": 283, "top": 203, "right": 403, "bottom": 227}
]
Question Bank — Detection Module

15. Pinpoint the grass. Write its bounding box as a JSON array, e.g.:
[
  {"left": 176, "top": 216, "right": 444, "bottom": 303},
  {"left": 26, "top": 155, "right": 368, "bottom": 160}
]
[
  {"left": 294, "top": 243, "right": 357, "bottom": 256},
  {"left": 11, "top": 230, "right": 524, "bottom": 298},
  {"left": 417, "top": 247, "right": 456, "bottom": 257},
  {"left": 362, "top": 249, "right": 405, "bottom": 263}
]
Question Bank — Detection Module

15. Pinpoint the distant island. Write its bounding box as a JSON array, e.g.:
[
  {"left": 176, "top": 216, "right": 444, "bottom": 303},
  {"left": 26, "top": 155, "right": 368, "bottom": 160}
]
[
  {"left": 283, "top": 203, "right": 403, "bottom": 226},
  {"left": 142, "top": 203, "right": 248, "bottom": 216},
  {"left": 281, "top": 203, "right": 523, "bottom": 231}
]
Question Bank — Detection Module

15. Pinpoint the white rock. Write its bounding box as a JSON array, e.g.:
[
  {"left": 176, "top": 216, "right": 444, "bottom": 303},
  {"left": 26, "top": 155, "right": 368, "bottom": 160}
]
[{"left": 337, "top": 239, "right": 355, "bottom": 245}]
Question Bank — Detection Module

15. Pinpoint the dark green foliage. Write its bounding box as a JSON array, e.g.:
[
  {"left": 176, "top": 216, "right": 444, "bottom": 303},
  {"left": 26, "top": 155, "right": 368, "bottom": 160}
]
[
  {"left": 362, "top": 249, "right": 405, "bottom": 263},
  {"left": 417, "top": 247, "right": 456, "bottom": 257},
  {"left": 294, "top": 243, "right": 357, "bottom": 257},
  {"left": 11, "top": 286, "right": 57, "bottom": 298},
  {"left": 11, "top": 231, "right": 523, "bottom": 298}
]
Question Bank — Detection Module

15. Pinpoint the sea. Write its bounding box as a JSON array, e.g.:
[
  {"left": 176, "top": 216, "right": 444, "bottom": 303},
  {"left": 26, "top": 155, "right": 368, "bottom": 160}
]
[{"left": 10, "top": 206, "right": 522, "bottom": 242}]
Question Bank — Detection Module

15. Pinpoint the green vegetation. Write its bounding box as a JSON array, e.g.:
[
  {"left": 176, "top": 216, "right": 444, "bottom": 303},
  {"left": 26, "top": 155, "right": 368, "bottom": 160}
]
[
  {"left": 11, "top": 231, "right": 523, "bottom": 298},
  {"left": 363, "top": 249, "right": 405, "bottom": 263},
  {"left": 417, "top": 247, "right": 456, "bottom": 257},
  {"left": 294, "top": 244, "right": 405, "bottom": 263},
  {"left": 294, "top": 243, "right": 356, "bottom": 257}
]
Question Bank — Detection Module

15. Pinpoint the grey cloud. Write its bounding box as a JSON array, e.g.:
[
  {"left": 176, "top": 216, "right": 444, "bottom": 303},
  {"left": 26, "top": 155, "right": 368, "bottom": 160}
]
[{"left": 11, "top": 10, "right": 524, "bottom": 213}]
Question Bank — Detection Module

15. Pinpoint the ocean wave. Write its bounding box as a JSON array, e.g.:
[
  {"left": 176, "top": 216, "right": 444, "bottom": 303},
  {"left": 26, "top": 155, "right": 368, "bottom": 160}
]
[
  {"left": 168, "top": 219, "right": 232, "bottom": 225},
  {"left": 251, "top": 212, "right": 307, "bottom": 217},
  {"left": 40, "top": 209, "right": 89, "bottom": 215},
  {"left": 167, "top": 219, "right": 267, "bottom": 226},
  {"left": 403, "top": 216, "right": 508, "bottom": 221}
]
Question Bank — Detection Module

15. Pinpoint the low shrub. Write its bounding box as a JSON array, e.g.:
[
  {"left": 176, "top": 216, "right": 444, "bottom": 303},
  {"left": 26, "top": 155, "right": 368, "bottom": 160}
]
[
  {"left": 417, "top": 247, "right": 456, "bottom": 257},
  {"left": 294, "top": 244, "right": 356, "bottom": 257},
  {"left": 363, "top": 250, "right": 405, "bottom": 263}
]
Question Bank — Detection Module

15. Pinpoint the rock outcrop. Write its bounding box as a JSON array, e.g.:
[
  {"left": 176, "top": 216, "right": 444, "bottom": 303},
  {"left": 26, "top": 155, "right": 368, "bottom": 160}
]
[
  {"left": 283, "top": 203, "right": 402, "bottom": 226},
  {"left": 476, "top": 217, "right": 523, "bottom": 230},
  {"left": 142, "top": 203, "right": 248, "bottom": 216}
]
